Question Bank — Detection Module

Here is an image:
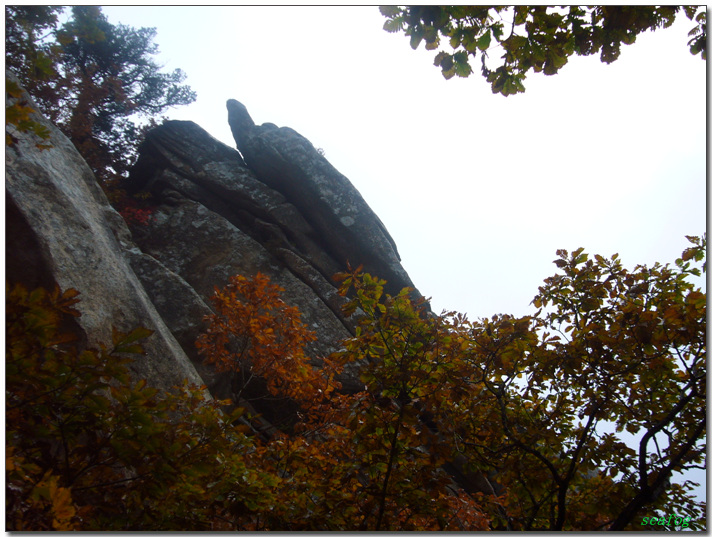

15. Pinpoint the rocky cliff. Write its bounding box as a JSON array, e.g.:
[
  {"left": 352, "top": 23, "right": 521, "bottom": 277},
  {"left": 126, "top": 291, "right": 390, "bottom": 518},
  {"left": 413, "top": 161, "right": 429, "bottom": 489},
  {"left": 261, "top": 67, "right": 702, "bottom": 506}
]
[
  {"left": 6, "top": 73, "right": 204, "bottom": 392},
  {"left": 6, "top": 76, "right": 423, "bottom": 419}
]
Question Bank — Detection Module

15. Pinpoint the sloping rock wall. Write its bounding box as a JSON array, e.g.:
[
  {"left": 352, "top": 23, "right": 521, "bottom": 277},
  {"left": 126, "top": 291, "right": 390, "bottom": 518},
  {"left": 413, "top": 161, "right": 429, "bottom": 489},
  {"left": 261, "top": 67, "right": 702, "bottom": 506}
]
[{"left": 5, "top": 73, "right": 205, "bottom": 391}]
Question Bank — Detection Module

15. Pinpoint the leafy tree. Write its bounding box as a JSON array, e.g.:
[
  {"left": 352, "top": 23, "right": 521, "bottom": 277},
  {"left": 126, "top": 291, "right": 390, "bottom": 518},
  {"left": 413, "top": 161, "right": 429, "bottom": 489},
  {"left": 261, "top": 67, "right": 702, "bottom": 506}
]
[
  {"left": 324, "top": 236, "right": 706, "bottom": 530},
  {"left": 5, "top": 6, "right": 196, "bottom": 185},
  {"left": 5, "top": 6, "right": 65, "bottom": 91},
  {"left": 5, "top": 6, "right": 63, "bottom": 149},
  {"left": 380, "top": 6, "right": 707, "bottom": 95}
]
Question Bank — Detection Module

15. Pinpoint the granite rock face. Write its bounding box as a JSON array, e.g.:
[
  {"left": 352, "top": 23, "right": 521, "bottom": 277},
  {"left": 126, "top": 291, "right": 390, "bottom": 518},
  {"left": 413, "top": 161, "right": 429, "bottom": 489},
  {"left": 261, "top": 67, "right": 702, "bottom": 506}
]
[
  {"left": 226, "top": 99, "right": 421, "bottom": 301},
  {"left": 127, "top": 110, "right": 425, "bottom": 393},
  {"left": 6, "top": 77, "right": 423, "bottom": 414},
  {"left": 127, "top": 120, "right": 358, "bottom": 393},
  {"left": 5, "top": 73, "right": 205, "bottom": 392}
]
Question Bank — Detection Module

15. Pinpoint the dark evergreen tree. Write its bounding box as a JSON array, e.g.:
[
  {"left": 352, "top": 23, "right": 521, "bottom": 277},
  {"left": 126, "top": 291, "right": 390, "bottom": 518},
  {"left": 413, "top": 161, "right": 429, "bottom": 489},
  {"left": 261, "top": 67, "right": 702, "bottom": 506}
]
[{"left": 5, "top": 6, "right": 196, "bottom": 184}]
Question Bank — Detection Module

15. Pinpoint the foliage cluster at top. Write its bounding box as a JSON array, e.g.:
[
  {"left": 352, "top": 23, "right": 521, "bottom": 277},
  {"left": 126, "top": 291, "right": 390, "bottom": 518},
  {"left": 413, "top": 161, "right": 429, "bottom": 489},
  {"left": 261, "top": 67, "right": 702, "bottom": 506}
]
[
  {"left": 6, "top": 236, "right": 706, "bottom": 530},
  {"left": 381, "top": 6, "right": 707, "bottom": 95},
  {"left": 5, "top": 6, "right": 195, "bottom": 225}
]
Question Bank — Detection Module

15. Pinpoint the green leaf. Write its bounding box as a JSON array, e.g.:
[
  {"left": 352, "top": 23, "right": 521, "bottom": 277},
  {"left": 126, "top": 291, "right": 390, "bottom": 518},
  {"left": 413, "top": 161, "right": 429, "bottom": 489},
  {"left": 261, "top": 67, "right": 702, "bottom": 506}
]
[
  {"left": 410, "top": 28, "right": 424, "bottom": 50},
  {"left": 453, "top": 51, "right": 473, "bottom": 77},
  {"left": 477, "top": 29, "right": 492, "bottom": 51},
  {"left": 379, "top": 6, "right": 401, "bottom": 18},
  {"left": 574, "top": 252, "right": 588, "bottom": 265},
  {"left": 383, "top": 18, "right": 403, "bottom": 33},
  {"left": 112, "top": 326, "right": 154, "bottom": 354}
]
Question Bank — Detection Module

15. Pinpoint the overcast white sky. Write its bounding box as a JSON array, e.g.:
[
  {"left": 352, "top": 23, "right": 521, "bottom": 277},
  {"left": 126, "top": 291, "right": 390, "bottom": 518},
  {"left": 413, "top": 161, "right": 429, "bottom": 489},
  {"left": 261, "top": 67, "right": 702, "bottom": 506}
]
[{"left": 101, "top": 6, "right": 707, "bottom": 320}]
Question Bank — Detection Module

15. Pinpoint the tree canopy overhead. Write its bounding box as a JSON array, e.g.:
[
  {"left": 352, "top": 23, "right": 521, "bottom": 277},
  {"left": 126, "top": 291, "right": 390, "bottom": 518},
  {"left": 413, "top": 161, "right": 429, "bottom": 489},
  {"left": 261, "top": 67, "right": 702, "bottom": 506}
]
[
  {"left": 380, "top": 6, "right": 707, "bottom": 95},
  {"left": 5, "top": 6, "right": 196, "bottom": 183}
]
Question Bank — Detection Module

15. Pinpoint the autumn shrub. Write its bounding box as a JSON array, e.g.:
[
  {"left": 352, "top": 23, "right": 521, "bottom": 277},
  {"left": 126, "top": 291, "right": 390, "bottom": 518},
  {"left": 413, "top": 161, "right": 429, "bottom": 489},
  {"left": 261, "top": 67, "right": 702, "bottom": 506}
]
[
  {"left": 5, "top": 283, "right": 275, "bottom": 531},
  {"left": 195, "top": 271, "right": 491, "bottom": 530},
  {"left": 109, "top": 188, "right": 155, "bottom": 228},
  {"left": 196, "top": 272, "right": 341, "bottom": 408}
]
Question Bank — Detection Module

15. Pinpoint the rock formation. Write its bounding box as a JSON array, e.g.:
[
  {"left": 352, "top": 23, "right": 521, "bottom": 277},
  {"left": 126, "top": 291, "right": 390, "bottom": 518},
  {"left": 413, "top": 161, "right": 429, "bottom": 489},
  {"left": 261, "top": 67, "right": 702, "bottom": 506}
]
[
  {"left": 6, "top": 75, "right": 423, "bottom": 421},
  {"left": 225, "top": 99, "right": 422, "bottom": 302},
  {"left": 5, "top": 72, "right": 204, "bottom": 392}
]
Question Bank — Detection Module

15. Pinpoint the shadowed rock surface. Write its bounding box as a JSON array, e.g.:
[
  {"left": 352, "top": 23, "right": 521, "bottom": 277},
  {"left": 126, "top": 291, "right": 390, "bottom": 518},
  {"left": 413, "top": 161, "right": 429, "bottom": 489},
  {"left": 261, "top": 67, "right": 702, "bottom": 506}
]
[{"left": 127, "top": 120, "right": 360, "bottom": 393}]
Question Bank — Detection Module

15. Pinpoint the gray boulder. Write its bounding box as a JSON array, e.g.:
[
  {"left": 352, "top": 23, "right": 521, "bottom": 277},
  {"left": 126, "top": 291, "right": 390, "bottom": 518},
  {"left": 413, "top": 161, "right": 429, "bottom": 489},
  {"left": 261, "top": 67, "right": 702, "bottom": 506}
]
[{"left": 5, "top": 72, "right": 205, "bottom": 392}]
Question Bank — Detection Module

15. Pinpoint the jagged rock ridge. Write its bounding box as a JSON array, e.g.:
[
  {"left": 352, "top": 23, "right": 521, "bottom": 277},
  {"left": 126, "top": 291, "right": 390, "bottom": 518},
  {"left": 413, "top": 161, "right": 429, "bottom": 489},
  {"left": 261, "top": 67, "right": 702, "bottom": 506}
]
[
  {"left": 225, "top": 99, "right": 418, "bottom": 301},
  {"left": 7, "top": 80, "right": 423, "bottom": 419}
]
